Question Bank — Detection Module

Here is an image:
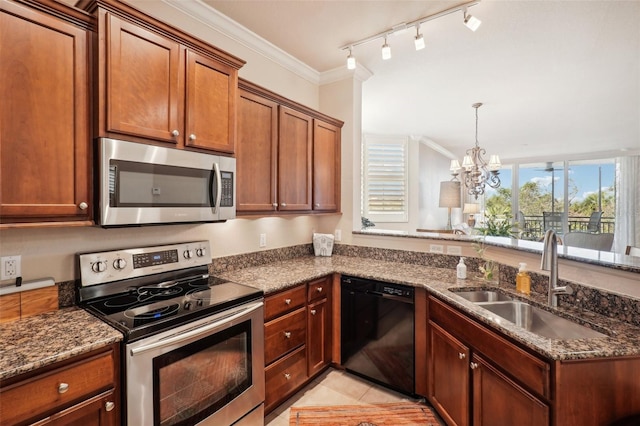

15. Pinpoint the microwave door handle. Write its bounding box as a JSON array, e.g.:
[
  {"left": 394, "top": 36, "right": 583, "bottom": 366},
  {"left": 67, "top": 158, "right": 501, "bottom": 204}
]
[{"left": 212, "top": 162, "right": 222, "bottom": 213}]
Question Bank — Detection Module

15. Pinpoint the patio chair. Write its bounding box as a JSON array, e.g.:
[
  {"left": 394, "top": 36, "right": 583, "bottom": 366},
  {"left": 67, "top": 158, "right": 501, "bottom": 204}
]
[
  {"left": 625, "top": 245, "right": 640, "bottom": 257},
  {"left": 543, "top": 211, "right": 563, "bottom": 234},
  {"left": 586, "top": 211, "right": 602, "bottom": 233}
]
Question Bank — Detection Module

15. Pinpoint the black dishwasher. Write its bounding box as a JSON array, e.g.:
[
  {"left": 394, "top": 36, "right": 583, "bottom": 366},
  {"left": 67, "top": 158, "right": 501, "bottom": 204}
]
[{"left": 341, "top": 275, "right": 415, "bottom": 395}]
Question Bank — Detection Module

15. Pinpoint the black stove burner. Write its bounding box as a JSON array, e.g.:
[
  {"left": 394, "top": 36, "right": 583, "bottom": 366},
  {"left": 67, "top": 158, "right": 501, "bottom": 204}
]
[{"left": 126, "top": 302, "right": 181, "bottom": 327}]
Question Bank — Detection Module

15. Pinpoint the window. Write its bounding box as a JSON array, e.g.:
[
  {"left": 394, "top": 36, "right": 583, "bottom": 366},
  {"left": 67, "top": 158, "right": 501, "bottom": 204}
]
[{"left": 362, "top": 135, "right": 408, "bottom": 223}]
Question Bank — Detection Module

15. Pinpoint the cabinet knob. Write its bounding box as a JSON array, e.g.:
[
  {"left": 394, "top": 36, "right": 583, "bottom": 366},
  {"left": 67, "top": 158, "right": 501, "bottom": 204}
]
[
  {"left": 284, "top": 331, "right": 291, "bottom": 339},
  {"left": 171, "top": 130, "right": 180, "bottom": 137},
  {"left": 272, "top": 203, "right": 278, "bottom": 208},
  {"left": 459, "top": 353, "right": 466, "bottom": 360},
  {"left": 316, "top": 287, "right": 323, "bottom": 293},
  {"left": 284, "top": 298, "right": 291, "bottom": 305},
  {"left": 58, "top": 383, "right": 69, "bottom": 394},
  {"left": 281, "top": 203, "right": 287, "bottom": 207},
  {"left": 315, "top": 203, "right": 320, "bottom": 207},
  {"left": 78, "top": 202, "right": 88, "bottom": 210},
  {"left": 470, "top": 362, "right": 479, "bottom": 370},
  {"left": 311, "top": 309, "right": 317, "bottom": 315},
  {"left": 284, "top": 373, "right": 291, "bottom": 380},
  {"left": 189, "top": 134, "right": 196, "bottom": 141},
  {"left": 105, "top": 401, "right": 115, "bottom": 412}
]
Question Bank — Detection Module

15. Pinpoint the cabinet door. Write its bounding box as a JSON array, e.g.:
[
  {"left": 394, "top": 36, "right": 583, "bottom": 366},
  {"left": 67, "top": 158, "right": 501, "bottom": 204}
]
[
  {"left": 31, "top": 389, "right": 118, "bottom": 426},
  {"left": 313, "top": 119, "right": 341, "bottom": 212},
  {"left": 278, "top": 106, "right": 312, "bottom": 211},
  {"left": 307, "top": 296, "right": 331, "bottom": 377},
  {"left": 237, "top": 90, "right": 278, "bottom": 212},
  {"left": 185, "top": 50, "right": 237, "bottom": 154},
  {"left": 428, "top": 321, "right": 470, "bottom": 426},
  {"left": 0, "top": 1, "right": 90, "bottom": 223},
  {"left": 472, "top": 354, "right": 549, "bottom": 426},
  {"left": 106, "top": 13, "right": 182, "bottom": 143}
]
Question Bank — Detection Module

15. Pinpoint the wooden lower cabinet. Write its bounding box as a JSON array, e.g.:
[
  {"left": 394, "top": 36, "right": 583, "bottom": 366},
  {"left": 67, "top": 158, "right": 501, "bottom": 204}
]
[
  {"left": 264, "top": 276, "right": 333, "bottom": 414},
  {"left": 0, "top": 344, "right": 119, "bottom": 426}
]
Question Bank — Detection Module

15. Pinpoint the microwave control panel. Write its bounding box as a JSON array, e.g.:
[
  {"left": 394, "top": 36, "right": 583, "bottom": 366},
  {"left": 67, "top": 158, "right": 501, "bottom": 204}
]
[{"left": 220, "top": 171, "right": 234, "bottom": 207}]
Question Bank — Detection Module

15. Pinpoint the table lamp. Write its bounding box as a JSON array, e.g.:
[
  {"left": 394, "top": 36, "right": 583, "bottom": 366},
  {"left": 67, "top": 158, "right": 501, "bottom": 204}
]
[
  {"left": 463, "top": 203, "right": 480, "bottom": 227},
  {"left": 439, "top": 181, "right": 461, "bottom": 230}
]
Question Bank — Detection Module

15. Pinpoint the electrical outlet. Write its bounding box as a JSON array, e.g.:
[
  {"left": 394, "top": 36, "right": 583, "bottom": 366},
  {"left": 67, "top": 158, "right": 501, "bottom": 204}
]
[
  {"left": 429, "top": 244, "right": 444, "bottom": 254},
  {"left": 447, "top": 245, "right": 462, "bottom": 255},
  {"left": 1, "top": 255, "right": 21, "bottom": 280},
  {"left": 259, "top": 233, "right": 267, "bottom": 248},
  {"left": 334, "top": 229, "right": 342, "bottom": 242}
]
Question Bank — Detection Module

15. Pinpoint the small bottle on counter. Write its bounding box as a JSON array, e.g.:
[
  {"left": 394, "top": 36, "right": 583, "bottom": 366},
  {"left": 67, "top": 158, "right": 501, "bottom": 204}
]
[
  {"left": 516, "top": 262, "right": 531, "bottom": 295},
  {"left": 457, "top": 257, "right": 467, "bottom": 280}
]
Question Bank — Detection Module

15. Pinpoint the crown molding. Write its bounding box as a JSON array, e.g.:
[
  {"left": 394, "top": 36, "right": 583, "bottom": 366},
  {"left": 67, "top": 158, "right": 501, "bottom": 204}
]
[
  {"left": 320, "top": 64, "right": 373, "bottom": 86},
  {"left": 160, "top": 0, "right": 321, "bottom": 84}
]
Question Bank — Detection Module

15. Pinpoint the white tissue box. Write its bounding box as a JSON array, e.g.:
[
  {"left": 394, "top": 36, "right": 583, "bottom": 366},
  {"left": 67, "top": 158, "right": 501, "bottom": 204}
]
[{"left": 313, "top": 233, "right": 334, "bottom": 256}]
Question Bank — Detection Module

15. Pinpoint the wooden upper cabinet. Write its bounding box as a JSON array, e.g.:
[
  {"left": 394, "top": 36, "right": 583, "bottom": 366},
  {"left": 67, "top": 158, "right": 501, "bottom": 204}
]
[
  {"left": 0, "top": 0, "right": 92, "bottom": 225},
  {"left": 94, "top": 0, "right": 244, "bottom": 154},
  {"left": 105, "top": 13, "right": 182, "bottom": 144},
  {"left": 278, "top": 106, "right": 313, "bottom": 211},
  {"left": 185, "top": 50, "right": 237, "bottom": 154},
  {"left": 313, "top": 119, "right": 341, "bottom": 212},
  {"left": 237, "top": 90, "right": 278, "bottom": 212}
]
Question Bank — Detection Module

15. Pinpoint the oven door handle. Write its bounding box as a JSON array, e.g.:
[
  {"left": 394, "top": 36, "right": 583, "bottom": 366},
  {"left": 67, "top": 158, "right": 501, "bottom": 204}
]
[{"left": 129, "top": 301, "right": 263, "bottom": 356}]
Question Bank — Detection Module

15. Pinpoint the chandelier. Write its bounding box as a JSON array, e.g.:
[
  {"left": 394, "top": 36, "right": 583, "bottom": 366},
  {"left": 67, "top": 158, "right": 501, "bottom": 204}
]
[{"left": 450, "top": 102, "right": 501, "bottom": 199}]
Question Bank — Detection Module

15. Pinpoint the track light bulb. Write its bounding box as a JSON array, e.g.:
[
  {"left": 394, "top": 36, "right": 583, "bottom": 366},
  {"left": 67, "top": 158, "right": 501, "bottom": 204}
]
[
  {"left": 347, "top": 51, "right": 356, "bottom": 70},
  {"left": 464, "top": 10, "right": 481, "bottom": 31},
  {"left": 414, "top": 34, "right": 425, "bottom": 51},
  {"left": 381, "top": 37, "right": 391, "bottom": 60}
]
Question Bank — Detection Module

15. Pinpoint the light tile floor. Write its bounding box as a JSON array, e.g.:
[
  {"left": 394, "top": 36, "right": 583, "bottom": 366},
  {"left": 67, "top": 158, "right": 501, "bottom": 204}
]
[{"left": 265, "top": 368, "right": 443, "bottom": 426}]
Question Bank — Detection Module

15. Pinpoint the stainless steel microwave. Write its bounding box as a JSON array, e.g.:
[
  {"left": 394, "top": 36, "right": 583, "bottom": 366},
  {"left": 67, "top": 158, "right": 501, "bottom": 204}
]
[{"left": 96, "top": 138, "right": 235, "bottom": 227}]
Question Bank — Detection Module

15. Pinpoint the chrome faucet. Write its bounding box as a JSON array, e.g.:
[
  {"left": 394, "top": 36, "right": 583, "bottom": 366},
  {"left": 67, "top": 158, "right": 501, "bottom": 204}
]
[{"left": 540, "top": 229, "right": 572, "bottom": 307}]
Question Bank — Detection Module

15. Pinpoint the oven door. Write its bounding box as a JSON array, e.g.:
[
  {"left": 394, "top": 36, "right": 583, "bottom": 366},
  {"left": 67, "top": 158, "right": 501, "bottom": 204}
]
[{"left": 125, "top": 301, "right": 264, "bottom": 426}]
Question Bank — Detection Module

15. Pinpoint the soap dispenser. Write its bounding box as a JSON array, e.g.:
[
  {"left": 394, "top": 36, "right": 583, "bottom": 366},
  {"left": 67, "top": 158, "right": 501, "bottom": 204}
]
[
  {"left": 457, "top": 257, "right": 467, "bottom": 280},
  {"left": 516, "top": 262, "right": 531, "bottom": 295}
]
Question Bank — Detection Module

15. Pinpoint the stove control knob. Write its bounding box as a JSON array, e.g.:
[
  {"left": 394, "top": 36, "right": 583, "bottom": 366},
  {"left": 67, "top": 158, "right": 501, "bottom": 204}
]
[
  {"left": 197, "top": 299, "right": 204, "bottom": 307},
  {"left": 113, "top": 258, "right": 127, "bottom": 270},
  {"left": 91, "top": 261, "right": 106, "bottom": 273},
  {"left": 196, "top": 248, "right": 206, "bottom": 257},
  {"left": 184, "top": 301, "right": 192, "bottom": 310},
  {"left": 183, "top": 250, "right": 194, "bottom": 259}
]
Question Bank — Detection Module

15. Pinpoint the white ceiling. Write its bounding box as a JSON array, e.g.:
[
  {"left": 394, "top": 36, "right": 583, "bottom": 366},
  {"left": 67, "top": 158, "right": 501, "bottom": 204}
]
[{"left": 199, "top": 0, "right": 640, "bottom": 162}]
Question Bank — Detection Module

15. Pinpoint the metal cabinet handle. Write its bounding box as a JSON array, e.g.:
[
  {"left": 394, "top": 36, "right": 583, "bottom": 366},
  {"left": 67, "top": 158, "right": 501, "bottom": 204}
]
[
  {"left": 284, "top": 298, "right": 291, "bottom": 305},
  {"left": 316, "top": 287, "right": 323, "bottom": 293},
  {"left": 58, "top": 383, "right": 69, "bottom": 394},
  {"left": 171, "top": 130, "right": 180, "bottom": 137},
  {"left": 315, "top": 203, "right": 320, "bottom": 207},
  {"left": 284, "top": 331, "right": 291, "bottom": 338},
  {"left": 284, "top": 373, "right": 291, "bottom": 380},
  {"left": 105, "top": 401, "right": 115, "bottom": 412},
  {"left": 189, "top": 134, "right": 196, "bottom": 141},
  {"left": 78, "top": 202, "right": 88, "bottom": 210},
  {"left": 272, "top": 203, "right": 278, "bottom": 208},
  {"left": 281, "top": 203, "right": 287, "bottom": 207},
  {"left": 311, "top": 310, "right": 317, "bottom": 315},
  {"left": 459, "top": 353, "right": 466, "bottom": 360},
  {"left": 470, "top": 362, "right": 479, "bottom": 370}
]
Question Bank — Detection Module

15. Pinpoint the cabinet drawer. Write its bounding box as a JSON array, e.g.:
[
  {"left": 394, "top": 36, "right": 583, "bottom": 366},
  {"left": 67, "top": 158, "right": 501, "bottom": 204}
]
[
  {"left": 265, "top": 285, "right": 306, "bottom": 321},
  {"left": 307, "top": 276, "right": 330, "bottom": 302},
  {"left": 430, "top": 296, "right": 550, "bottom": 398},
  {"left": 265, "top": 307, "right": 306, "bottom": 365},
  {"left": 0, "top": 350, "right": 115, "bottom": 425},
  {"left": 265, "top": 345, "right": 307, "bottom": 412}
]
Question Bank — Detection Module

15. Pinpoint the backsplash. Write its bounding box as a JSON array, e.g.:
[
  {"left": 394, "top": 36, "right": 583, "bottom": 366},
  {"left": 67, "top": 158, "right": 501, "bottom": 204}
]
[{"left": 59, "top": 243, "right": 638, "bottom": 326}]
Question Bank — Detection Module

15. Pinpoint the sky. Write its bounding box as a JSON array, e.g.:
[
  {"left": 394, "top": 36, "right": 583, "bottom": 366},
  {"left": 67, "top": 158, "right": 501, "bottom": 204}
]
[{"left": 485, "top": 161, "right": 616, "bottom": 203}]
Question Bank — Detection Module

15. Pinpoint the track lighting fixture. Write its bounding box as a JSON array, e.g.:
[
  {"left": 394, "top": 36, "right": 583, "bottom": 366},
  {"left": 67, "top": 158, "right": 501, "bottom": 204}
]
[
  {"left": 381, "top": 36, "right": 391, "bottom": 60},
  {"left": 346, "top": 47, "right": 356, "bottom": 70},
  {"left": 414, "top": 25, "right": 425, "bottom": 51},
  {"left": 340, "top": 0, "right": 480, "bottom": 66},
  {"left": 463, "top": 8, "right": 482, "bottom": 31}
]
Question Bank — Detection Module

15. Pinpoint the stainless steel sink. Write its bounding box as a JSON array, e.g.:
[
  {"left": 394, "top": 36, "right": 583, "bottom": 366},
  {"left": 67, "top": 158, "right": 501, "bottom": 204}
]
[
  {"left": 453, "top": 290, "right": 513, "bottom": 303},
  {"left": 478, "top": 301, "right": 606, "bottom": 340}
]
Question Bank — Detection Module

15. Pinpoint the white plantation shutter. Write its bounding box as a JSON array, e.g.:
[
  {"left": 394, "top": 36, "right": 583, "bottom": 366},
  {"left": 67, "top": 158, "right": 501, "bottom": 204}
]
[{"left": 363, "top": 136, "right": 408, "bottom": 222}]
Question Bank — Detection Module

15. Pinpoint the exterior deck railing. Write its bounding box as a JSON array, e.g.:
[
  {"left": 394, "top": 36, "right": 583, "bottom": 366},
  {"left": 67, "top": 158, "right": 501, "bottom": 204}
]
[{"left": 519, "top": 215, "right": 615, "bottom": 241}]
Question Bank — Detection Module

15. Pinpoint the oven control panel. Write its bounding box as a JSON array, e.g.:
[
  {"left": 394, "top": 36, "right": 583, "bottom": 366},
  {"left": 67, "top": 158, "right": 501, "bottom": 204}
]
[{"left": 79, "top": 241, "right": 211, "bottom": 287}]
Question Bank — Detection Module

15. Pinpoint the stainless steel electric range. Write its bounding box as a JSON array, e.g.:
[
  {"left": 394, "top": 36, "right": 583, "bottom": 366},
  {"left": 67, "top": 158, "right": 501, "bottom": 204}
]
[{"left": 77, "top": 241, "right": 265, "bottom": 426}]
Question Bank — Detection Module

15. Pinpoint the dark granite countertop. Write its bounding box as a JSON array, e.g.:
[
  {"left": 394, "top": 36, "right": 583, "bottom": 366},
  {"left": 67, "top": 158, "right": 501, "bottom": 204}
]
[
  {"left": 217, "top": 255, "right": 640, "bottom": 362},
  {"left": 0, "top": 307, "right": 123, "bottom": 382}
]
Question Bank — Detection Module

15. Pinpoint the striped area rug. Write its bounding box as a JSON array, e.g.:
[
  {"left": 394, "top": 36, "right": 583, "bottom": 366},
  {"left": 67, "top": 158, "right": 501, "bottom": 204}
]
[{"left": 289, "top": 402, "right": 441, "bottom": 425}]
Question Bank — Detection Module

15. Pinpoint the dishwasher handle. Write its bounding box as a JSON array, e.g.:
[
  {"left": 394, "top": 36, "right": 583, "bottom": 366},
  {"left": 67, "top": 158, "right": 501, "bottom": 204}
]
[{"left": 367, "top": 290, "right": 415, "bottom": 304}]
